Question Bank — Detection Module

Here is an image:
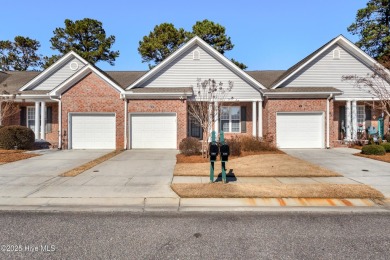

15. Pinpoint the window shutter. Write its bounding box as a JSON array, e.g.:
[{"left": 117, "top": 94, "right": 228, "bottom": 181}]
[
  {"left": 365, "top": 106, "right": 371, "bottom": 120},
  {"left": 46, "top": 107, "right": 52, "bottom": 133},
  {"left": 241, "top": 106, "right": 246, "bottom": 133},
  {"left": 20, "top": 107, "right": 26, "bottom": 126}
]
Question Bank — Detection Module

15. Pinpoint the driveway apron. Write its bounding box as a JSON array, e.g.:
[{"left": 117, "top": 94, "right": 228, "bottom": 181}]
[{"left": 283, "top": 148, "right": 390, "bottom": 198}]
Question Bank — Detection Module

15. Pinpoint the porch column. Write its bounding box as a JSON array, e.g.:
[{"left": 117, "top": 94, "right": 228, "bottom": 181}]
[
  {"left": 351, "top": 100, "right": 357, "bottom": 140},
  {"left": 214, "top": 102, "right": 219, "bottom": 133},
  {"left": 345, "top": 100, "right": 351, "bottom": 140},
  {"left": 34, "top": 101, "right": 40, "bottom": 140},
  {"left": 258, "top": 101, "right": 263, "bottom": 138},
  {"left": 40, "top": 101, "right": 46, "bottom": 140},
  {"left": 252, "top": 101, "right": 257, "bottom": 137}
]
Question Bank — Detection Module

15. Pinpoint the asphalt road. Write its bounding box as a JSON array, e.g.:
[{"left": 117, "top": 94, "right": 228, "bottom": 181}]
[{"left": 0, "top": 211, "right": 389, "bottom": 259}]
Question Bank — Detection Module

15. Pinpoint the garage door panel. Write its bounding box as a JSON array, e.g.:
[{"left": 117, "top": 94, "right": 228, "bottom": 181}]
[
  {"left": 131, "top": 114, "right": 177, "bottom": 149},
  {"left": 70, "top": 114, "right": 116, "bottom": 149},
  {"left": 276, "top": 113, "right": 324, "bottom": 149}
]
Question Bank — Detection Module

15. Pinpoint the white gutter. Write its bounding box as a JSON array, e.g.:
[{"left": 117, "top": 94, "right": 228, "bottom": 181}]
[
  {"left": 263, "top": 91, "right": 342, "bottom": 96},
  {"left": 123, "top": 96, "right": 128, "bottom": 150},
  {"left": 49, "top": 96, "right": 62, "bottom": 149},
  {"left": 326, "top": 94, "right": 333, "bottom": 149},
  {"left": 124, "top": 92, "right": 192, "bottom": 97}
]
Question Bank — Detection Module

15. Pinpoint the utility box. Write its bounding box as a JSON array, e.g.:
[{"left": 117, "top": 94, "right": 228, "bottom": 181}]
[
  {"left": 220, "top": 143, "right": 230, "bottom": 162},
  {"left": 209, "top": 143, "right": 219, "bottom": 161}
]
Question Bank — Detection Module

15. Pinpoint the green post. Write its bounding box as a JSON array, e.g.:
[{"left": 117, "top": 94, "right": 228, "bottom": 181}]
[
  {"left": 378, "top": 117, "right": 384, "bottom": 139},
  {"left": 210, "top": 131, "right": 216, "bottom": 183},
  {"left": 220, "top": 131, "right": 227, "bottom": 183}
]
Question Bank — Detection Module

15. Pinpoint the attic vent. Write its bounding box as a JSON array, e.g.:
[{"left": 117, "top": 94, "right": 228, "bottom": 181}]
[
  {"left": 193, "top": 50, "right": 200, "bottom": 60},
  {"left": 333, "top": 49, "right": 341, "bottom": 60},
  {"left": 69, "top": 61, "right": 79, "bottom": 71}
]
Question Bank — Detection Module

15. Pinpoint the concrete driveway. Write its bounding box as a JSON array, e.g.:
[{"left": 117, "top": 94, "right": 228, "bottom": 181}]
[
  {"left": 23, "top": 150, "right": 179, "bottom": 199},
  {"left": 0, "top": 150, "right": 109, "bottom": 197},
  {"left": 284, "top": 148, "right": 390, "bottom": 198}
]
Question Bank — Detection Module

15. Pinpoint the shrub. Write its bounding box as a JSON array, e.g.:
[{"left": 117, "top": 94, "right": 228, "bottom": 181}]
[
  {"left": 179, "top": 137, "right": 202, "bottom": 156},
  {"left": 239, "top": 134, "right": 277, "bottom": 152},
  {"left": 226, "top": 135, "right": 241, "bottom": 156},
  {"left": 361, "top": 144, "right": 386, "bottom": 155},
  {"left": 0, "top": 125, "right": 35, "bottom": 150},
  {"left": 380, "top": 142, "right": 390, "bottom": 153},
  {"left": 384, "top": 133, "right": 390, "bottom": 143}
]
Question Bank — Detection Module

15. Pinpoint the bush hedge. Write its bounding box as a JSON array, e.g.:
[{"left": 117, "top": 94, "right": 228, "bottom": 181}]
[
  {"left": 179, "top": 137, "right": 202, "bottom": 156},
  {"left": 0, "top": 125, "right": 35, "bottom": 150},
  {"left": 361, "top": 144, "right": 386, "bottom": 155},
  {"left": 239, "top": 135, "right": 277, "bottom": 152},
  {"left": 226, "top": 136, "right": 241, "bottom": 156},
  {"left": 380, "top": 142, "right": 390, "bottom": 153}
]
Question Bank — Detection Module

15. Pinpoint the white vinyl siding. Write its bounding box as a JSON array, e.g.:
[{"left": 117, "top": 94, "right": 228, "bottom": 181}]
[
  {"left": 140, "top": 45, "right": 262, "bottom": 100},
  {"left": 130, "top": 113, "right": 177, "bottom": 149},
  {"left": 220, "top": 106, "right": 240, "bottom": 133},
  {"left": 30, "top": 58, "right": 85, "bottom": 91},
  {"left": 276, "top": 112, "right": 324, "bottom": 148},
  {"left": 279, "top": 44, "right": 390, "bottom": 99},
  {"left": 70, "top": 113, "right": 116, "bottom": 149}
]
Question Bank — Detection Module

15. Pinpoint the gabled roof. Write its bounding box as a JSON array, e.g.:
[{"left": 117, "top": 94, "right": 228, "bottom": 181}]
[
  {"left": 19, "top": 51, "right": 88, "bottom": 91},
  {"left": 246, "top": 70, "right": 285, "bottom": 89},
  {"left": 48, "top": 63, "right": 125, "bottom": 96},
  {"left": 271, "top": 35, "right": 378, "bottom": 89},
  {"left": 126, "top": 36, "right": 267, "bottom": 90},
  {"left": 0, "top": 70, "right": 283, "bottom": 95},
  {"left": 0, "top": 71, "right": 40, "bottom": 94}
]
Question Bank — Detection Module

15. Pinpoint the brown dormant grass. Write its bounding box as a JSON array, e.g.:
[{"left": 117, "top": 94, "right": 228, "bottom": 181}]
[
  {"left": 0, "top": 150, "right": 39, "bottom": 164},
  {"left": 171, "top": 183, "right": 384, "bottom": 199},
  {"left": 174, "top": 154, "right": 340, "bottom": 177},
  {"left": 355, "top": 153, "right": 390, "bottom": 163}
]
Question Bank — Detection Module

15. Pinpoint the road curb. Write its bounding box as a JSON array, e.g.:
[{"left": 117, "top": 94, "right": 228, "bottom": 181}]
[{"left": 0, "top": 197, "right": 388, "bottom": 213}]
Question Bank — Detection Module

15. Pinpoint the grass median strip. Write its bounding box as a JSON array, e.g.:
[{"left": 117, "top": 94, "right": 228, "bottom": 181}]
[
  {"left": 60, "top": 150, "right": 124, "bottom": 177},
  {"left": 174, "top": 154, "right": 340, "bottom": 177},
  {"left": 171, "top": 183, "right": 384, "bottom": 199}
]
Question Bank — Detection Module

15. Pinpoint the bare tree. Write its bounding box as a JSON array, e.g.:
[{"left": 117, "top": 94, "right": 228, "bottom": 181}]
[
  {"left": 342, "top": 64, "right": 390, "bottom": 118},
  {"left": 0, "top": 91, "right": 19, "bottom": 126},
  {"left": 187, "top": 78, "right": 233, "bottom": 157}
]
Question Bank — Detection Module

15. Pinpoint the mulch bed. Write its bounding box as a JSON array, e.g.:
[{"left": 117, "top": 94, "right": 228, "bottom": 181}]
[
  {"left": 171, "top": 183, "right": 384, "bottom": 199},
  {"left": 0, "top": 150, "right": 39, "bottom": 164},
  {"left": 355, "top": 153, "right": 390, "bottom": 163}
]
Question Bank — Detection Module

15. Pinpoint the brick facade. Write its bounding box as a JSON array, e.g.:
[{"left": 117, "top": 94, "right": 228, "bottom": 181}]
[
  {"left": 263, "top": 98, "right": 332, "bottom": 147},
  {"left": 3, "top": 78, "right": 388, "bottom": 150},
  {"left": 2, "top": 102, "right": 59, "bottom": 146},
  {"left": 128, "top": 99, "right": 187, "bottom": 148},
  {"left": 61, "top": 72, "right": 124, "bottom": 149}
]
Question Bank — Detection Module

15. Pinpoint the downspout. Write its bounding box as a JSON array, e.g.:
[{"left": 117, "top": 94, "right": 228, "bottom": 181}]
[
  {"left": 0, "top": 101, "right": 2, "bottom": 126},
  {"left": 326, "top": 94, "right": 333, "bottom": 149},
  {"left": 50, "top": 96, "right": 62, "bottom": 149},
  {"left": 123, "top": 95, "right": 128, "bottom": 150}
]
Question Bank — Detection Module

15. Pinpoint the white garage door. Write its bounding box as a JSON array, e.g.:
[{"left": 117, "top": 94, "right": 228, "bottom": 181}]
[
  {"left": 70, "top": 113, "right": 116, "bottom": 149},
  {"left": 276, "top": 112, "right": 324, "bottom": 148},
  {"left": 130, "top": 113, "right": 177, "bottom": 149}
]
